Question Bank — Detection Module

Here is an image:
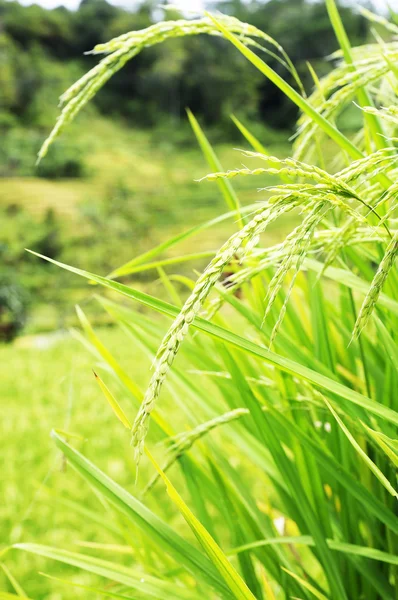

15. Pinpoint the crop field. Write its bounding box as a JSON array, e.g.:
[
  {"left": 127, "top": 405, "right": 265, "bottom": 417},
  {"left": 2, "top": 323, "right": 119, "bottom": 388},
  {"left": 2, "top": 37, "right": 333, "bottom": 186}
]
[
  {"left": 1, "top": 329, "right": 141, "bottom": 598},
  {"left": 1, "top": 1, "right": 398, "bottom": 599}
]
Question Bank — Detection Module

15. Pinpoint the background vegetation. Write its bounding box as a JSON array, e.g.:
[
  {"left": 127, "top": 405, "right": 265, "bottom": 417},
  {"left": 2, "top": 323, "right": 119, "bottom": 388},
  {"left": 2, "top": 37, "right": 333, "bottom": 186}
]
[
  {"left": 1, "top": 1, "right": 397, "bottom": 599},
  {"left": 0, "top": 0, "right": 370, "bottom": 333}
]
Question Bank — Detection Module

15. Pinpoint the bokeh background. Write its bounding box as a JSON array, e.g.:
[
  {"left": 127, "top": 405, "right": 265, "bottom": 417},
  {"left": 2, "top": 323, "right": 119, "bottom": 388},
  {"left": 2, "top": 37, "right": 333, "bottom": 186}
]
[
  {"left": 1, "top": 0, "right": 375, "bottom": 337},
  {"left": 0, "top": 0, "right": 393, "bottom": 597}
]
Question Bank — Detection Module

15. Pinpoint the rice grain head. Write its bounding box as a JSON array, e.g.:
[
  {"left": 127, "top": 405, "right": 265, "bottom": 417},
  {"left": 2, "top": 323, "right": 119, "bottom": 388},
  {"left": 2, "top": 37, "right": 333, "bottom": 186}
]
[
  {"left": 131, "top": 198, "right": 295, "bottom": 464},
  {"left": 352, "top": 229, "right": 398, "bottom": 341},
  {"left": 143, "top": 408, "right": 249, "bottom": 494},
  {"left": 37, "top": 15, "right": 292, "bottom": 162}
]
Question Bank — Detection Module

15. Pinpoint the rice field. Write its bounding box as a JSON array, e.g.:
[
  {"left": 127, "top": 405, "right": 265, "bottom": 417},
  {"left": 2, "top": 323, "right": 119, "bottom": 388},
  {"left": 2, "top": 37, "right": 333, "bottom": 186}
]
[{"left": 1, "top": 1, "right": 398, "bottom": 599}]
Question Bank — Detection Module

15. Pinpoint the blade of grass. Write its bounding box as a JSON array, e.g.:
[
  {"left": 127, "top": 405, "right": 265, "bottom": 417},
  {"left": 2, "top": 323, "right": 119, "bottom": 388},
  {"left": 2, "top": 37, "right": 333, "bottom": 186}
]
[
  {"left": 209, "top": 459, "right": 264, "bottom": 599},
  {"left": 26, "top": 251, "right": 398, "bottom": 428},
  {"left": 157, "top": 266, "right": 182, "bottom": 307},
  {"left": 231, "top": 115, "right": 268, "bottom": 154},
  {"left": 39, "top": 572, "right": 136, "bottom": 600},
  {"left": 48, "top": 430, "right": 233, "bottom": 598},
  {"left": 267, "top": 407, "right": 398, "bottom": 534},
  {"left": 362, "top": 422, "right": 398, "bottom": 468},
  {"left": 230, "top": 115, "right": 290, "bottom": 184},
  {"left": 146, "top": 449, "right": 258, "bottom": 600},
  {"left": 304, "top": 258, "right": 398, "bottom": 316},
  {"left": 282, "top": 568, "right": 329, "bottom": 600},
  {"left": 74, "top": 305, "right": 171, "bottom": 437},
  {"left": 324, "top": 398, "right": 398, "bottom": 498},
  {"left": 229, "top": 536, "right": 398, "bottom": 565},
  {"left": 93, "top": 371, "right": 132, "bottom": 429},
  {"left": 112, "top": 252, "right": 217, "bottom": 277},
  {"left": 13, "top": 545, "right": 195, "bottom": 599},
  {"left": 325, "top": 0, "right": 387, "bottom": 151},
  {"left": 374, "top": 317, "right": 398, "bottom": 376},
  {"left": 107, "top": 203, "right": 258, "bottom": 279},
  {"left": 75, "top": 305, "right": 141, "bottom": 403},
  {"left": 187, "top": 109, "right": 242, "bottom": 227},
  {"left": 0, "top": 564, "right": 28, "bottom": 598}
]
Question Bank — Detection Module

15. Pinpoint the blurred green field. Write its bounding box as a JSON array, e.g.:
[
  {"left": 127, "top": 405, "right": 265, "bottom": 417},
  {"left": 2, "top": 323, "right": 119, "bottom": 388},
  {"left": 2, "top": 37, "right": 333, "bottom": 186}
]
[
  {"left": 2, "top": 115, "right": 291, "bottom": 333},
  {"left": 0, "top": 324, "right": 184, "bottom": 598},
  {"left": 1, "top": 328, "right": 129, "bottom": 598},
  {"left": 1, "top": 116, "right": 294, "bottom": 597}
]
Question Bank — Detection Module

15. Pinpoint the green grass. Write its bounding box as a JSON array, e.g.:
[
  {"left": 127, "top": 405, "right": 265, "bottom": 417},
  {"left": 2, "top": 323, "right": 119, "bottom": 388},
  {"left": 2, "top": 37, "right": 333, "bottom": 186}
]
[
  {"left": 1, "top": 325, "right": 205, "bottom": 597},
  {"left": 0, "top": 329, "right": 144, "bottom": 597},
  {"left": 2, "top": 4, "right": 398, "bottom": 600}
]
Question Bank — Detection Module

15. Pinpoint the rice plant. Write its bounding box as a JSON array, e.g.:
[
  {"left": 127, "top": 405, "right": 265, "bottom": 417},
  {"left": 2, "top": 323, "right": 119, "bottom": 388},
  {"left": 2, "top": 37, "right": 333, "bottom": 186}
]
[{"left": 4, "top": 1, "right": 398, "bottom": 598}]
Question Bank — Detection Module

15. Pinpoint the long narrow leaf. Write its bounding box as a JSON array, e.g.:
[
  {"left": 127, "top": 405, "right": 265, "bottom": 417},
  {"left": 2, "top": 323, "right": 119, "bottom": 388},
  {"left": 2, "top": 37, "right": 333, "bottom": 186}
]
[
  {"left": 146, "top": 450, "right": 257, "bottom": 600},
  {"left": 13, "top": 544, "right": 195, "bottom": 599},
  {"left": 26, "top": 251, "right": 398, "bottom": 427},
  {"left": 47, "top": 430, "right": 233, "bottom": 598},
  {"left": 229, "top": 536, "right": 398, "bottom": 565}
]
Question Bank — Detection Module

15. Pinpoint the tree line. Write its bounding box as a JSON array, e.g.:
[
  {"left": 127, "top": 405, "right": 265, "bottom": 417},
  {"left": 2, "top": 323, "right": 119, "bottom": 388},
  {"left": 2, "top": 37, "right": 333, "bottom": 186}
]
[{"left": 0, "top": 0, "right": 371, "bottom": 133}]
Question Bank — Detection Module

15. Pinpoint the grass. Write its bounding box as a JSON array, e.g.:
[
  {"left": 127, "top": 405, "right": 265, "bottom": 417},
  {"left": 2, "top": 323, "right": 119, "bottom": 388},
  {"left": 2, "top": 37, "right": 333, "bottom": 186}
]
[
  {"left": 1, "top": 325, "right": 210, "bottom": 597},
  {"left": 0, "top": 328, "right": 148, "bottom": 598},
  {"left": 2, "top": 3, "right": 398, "bottom": 599}
]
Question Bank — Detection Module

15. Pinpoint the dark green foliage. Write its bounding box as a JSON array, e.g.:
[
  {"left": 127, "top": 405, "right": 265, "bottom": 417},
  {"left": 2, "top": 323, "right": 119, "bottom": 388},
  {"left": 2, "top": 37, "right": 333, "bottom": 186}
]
[
  {"left": 0, "top": 128, "right": 87, "bottom": 178},
  {"left": 0, "top": 205, "right": 64, "bottom": 336},
  {"left": 1, "top": 205, "right": 62, "bottom": 266},
  {"left": 36, "top": 142, "right": 87, "bottom": 179},
  {"left": 0, "top": 271, "right": 29, "bottom": 342}
]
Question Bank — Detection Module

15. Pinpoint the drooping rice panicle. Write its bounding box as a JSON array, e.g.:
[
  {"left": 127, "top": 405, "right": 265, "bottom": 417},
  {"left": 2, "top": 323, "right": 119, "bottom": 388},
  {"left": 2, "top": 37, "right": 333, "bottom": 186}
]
[
  {"left": 37, "top": 15, "right": 295, "bottom": 162},
  {"left": 143, "top": 408, "right": 249, "bottom": 494},
  {"left": 131, "top": 197, "right": 295, "bottom": 462},
  {"left": 202, "top": 160, "right": 381, "bottom": 230},
  {"left": 268, "top": 202, "right": 331, "bottom": 346},
  {"left": 202, "top": 222, "right": 394, "bottom": 324},
  {"left": 294, "top": 48, "right": 398, "bottom": 160},
  {"left": 240, "top": 152, "right": 392, "bottom": 224},
  {"left": 168, "top": 408, "right": 249, "bottom": 451},
  {"left": 317, "top": 151, "right": 398, "bottom": 273},
  {"left": 201, "top": 149, "right": 395, "bottom": 320},
  {"left": 371, "top": 180, "right": 398, "bottom": 226},
  {"left": 320, "top": 218, "right": 357, "bottom": 276},
  {"left": 225, "top": 225, "right": 389, "bottom": 289},
  {"left": 174, "top": 153, "right": 386, "bottom": 332},
  {"left": 241, "top": 151, "right": 364, "bottom": 195},
  {"left": 352, "top": 230, "right": 398, "bottom": 340},
  {"left": 378, "top": 203, "right": 398, "bottom": 230},
  {"left": 201, "top": 151, "right": 378, "bottom": 221},
  {"left": 361, "top": 105, "right": 398, "bottom": 127},
  {"left": 262, "top": 202, "right": 327, "bottom": 325},
  {"left": 318, "top": 186, "right": 396, "bottom": 274},
  {"left": 336, "top": 147, "right": 397, "bottom": 185}
]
